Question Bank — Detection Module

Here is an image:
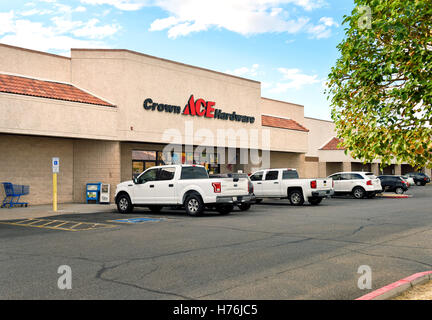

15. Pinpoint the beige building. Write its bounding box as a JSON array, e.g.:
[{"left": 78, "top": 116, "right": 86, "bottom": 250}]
[
  {"left": 0, "top": 43, "right": 310, "bottom": 205},
  {"left": 1, "top": 44, "right": 429, "bottom": 206},
  {"left": 304, "top": 117, "right": 432, "bottom": 178}
]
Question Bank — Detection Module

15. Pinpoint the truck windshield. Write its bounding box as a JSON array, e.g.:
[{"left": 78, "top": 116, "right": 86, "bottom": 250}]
[{"left": 180, "top": 166, "right": 209, "bottom": 180}]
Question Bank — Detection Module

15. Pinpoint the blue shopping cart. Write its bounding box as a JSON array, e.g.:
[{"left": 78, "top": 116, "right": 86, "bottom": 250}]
[{"left": 1, "top": 182, "right": 30, "bottom": 208}]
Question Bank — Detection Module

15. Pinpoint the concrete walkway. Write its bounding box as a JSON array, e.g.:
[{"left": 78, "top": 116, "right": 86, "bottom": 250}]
[{"left": 0, "top": 203, "right": 117, "bottom": 221}]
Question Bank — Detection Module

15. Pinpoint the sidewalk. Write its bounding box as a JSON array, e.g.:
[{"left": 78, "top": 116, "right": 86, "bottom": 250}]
[{"left": 0, "top": 203, "right": 117, "bottom": 221}]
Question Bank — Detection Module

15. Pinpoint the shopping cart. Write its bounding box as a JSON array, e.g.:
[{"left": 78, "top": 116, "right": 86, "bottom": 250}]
[{"left": 1, "top": 182, "right": 30, "bottom": 208}]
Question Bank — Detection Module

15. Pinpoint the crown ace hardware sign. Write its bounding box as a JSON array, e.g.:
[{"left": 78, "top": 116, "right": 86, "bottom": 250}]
[{"left": 143, "top": 95, "right": 256, "bottom": 124}]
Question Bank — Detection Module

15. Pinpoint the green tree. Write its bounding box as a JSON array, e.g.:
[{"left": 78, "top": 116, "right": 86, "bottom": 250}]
[{"left": 327, "top": 0, "right": 432, "bottom": 168}]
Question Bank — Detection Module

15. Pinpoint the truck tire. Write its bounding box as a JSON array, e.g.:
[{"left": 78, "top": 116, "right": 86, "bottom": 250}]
[
  {"left": 395, "top": 187, "right": 404, "bottom": 194},
  {"left": 148, "top": 205, "right": 162, "bottom": 213},
  {"left": 116, "top": 193, "right": 133, "bottom": 214},
  {"left": 309, "top": 198, "right": 322, "bottom": 205},
  {"left": 217, "top": 204, "right": 234, "bottom": 215},
  {"left": 288, "top": 190, "right": 304, "bottom": 206},
  {"left": 352, "top": 187, "right": 366, "bottom": 199},
  {"left": 238, "top": 203, "right": 251, "bottom": 211},
  {"left": 184, "top": 194, "right": 204, "bottom": 216}
]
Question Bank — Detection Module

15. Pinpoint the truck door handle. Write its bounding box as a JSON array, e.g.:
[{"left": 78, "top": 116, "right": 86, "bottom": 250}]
[
  {"left": 274, "top": 182, "right": 279, "bottom": 184},
  {"left": 149, "top": 185, "right": 154, "bottom": 188},
  {"left": 168, "top": 184, "right": 174, "bottom": 187},
  {"left": 257, "top": 182, "right": 262, "bottom": 185}
]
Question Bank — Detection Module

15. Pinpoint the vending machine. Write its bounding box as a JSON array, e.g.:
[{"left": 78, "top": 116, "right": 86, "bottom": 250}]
[{"left": 99, "top": 184, "right": 110, "bottom": 204}]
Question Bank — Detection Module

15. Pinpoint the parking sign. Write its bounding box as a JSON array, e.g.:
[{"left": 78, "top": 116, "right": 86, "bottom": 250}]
[{"left": 52, "top": 157, "right": 60, "bottom": 173}]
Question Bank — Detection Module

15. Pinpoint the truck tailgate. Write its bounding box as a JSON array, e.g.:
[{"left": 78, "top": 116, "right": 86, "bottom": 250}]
[
  {"left": 315, "top": 178, "right": 333, "bottom": 190},
  {"left": 219, "top": 178, "right": 249, "bottom": 196}
]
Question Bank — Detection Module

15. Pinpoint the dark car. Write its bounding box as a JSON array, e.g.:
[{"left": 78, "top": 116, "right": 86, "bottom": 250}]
[
  {"left": 405, "top": 172, "right": 431, "bottom": 186},
  {"left": 377, "top": 175, "right": 409, "bottom": 194}
]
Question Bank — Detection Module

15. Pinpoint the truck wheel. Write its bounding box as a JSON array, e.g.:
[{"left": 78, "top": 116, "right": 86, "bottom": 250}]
[
  {"left": 184, "top": 194, "right": 204, "bottom": 216},
  {"left": 309, "top": 198, "right": 322, "bottom": 206},
  {"left": 352, "top": 187, "right": 366, "bottom": 199},
  {"left": 238, "top": 203, "right": 251, "bottom": 211},
  {"left": 217, "top": 205, "right": 234, "bottom": 215},
  {"left": 116, "top": 194, "right": 133, "bottom": 214},
  {"left": 289, "top": 190, "right": 304, "bottom": 206},
  {"left": 148, "top": 205, "right": 162, "bottom": 213}
]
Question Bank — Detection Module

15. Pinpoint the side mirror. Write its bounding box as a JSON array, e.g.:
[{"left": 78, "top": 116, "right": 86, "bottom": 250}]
[{"left": 133, "top": 178, "right": 138, "bottom": 184}]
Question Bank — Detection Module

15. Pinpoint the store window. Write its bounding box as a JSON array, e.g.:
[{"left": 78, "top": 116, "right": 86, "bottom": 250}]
[
  {"left": 132, "top": 150, "right": 167, "bottom": 178},
  {"left": 131, "top": 149, "right": 221, "bottom": 178}
]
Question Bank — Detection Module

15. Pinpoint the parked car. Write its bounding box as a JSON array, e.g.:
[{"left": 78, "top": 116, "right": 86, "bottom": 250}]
[
  {"left": 405, "top": 172, "right": 431, "bottom": 186},
  {"left": 250, "top": 168, "right": 334, "bottom": 206},
  {"left": 401, "top": 175, "right": 415, "bottom": 187},
  {"left": 209, "top": 172, "right": 255, "bottom": 211},
  {"left": 327, "top": 172, "right": 382, "bottom": 199},
  {"left": 377, "top": 175, "right": 409, "bottom": 194},
  {"left": 115, "top": 165, "right": 253, "bottom": 216}
]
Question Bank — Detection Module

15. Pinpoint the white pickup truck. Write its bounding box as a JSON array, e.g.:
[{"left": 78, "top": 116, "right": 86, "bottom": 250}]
[
  {"left": 250, "top": 168, "right": 334, "bottom": 205},
  {"left": 115, "top": 164, "right": 253, "bottom": 216}
]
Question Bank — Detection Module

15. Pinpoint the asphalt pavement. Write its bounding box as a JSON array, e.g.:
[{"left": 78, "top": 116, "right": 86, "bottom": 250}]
[{"left": 1, "top": 186, "right": 431, "bottom": 299}]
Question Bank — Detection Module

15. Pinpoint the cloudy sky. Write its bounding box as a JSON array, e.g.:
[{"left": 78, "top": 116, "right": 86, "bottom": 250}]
[{"left": 0, "top": 0, "right": 355, "bottom": 120}]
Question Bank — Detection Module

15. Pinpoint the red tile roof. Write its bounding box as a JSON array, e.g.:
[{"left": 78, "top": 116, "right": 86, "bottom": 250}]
[
  {"left": 320, "top": 137, "right": 345, "bottom": 150},
  {"left": 0, "top": 73, "right": 114, "bottom": 107},
  {"left": 261, "top": 115, "right": 309, "bottom": 132}
]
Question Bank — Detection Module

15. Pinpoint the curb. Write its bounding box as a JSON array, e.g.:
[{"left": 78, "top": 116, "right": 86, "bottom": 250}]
[
  {"left": 356, "top": 271, "right": 432, "bottom": 300},
  {"left": 377, "top": 193, "right": 412, "bottom": 199}
]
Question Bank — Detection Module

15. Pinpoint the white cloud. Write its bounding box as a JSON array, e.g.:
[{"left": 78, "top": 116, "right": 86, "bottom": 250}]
[
  {"left": 148, "top": 1, "right": 316, "bottom": 38},
  {"left": 226, "top": 64, "right": 260, "bottom": 78},
  {"left": 0, "top": 3, "right": 120, "bottom": 53},
  {"left": 0, "top": 19, "right": 104, "bottom": 53},
  {"left": 80, "top": 0, "right": 146, "bottom": 11},
  {"left": 307, "top": 16, "right": 338, "bottom": 39},
  {"left": 19, "top": 8, "right": 54, "bottom": 16},
  {"left": 268, "top": 68, "right": 320, "bottom": 91},
  {"left": 0, "top": 11, "right": 15, "bottom": 35},
  {"left": 80, "top": 0, "right": 328, "bottom": 38},
  {"left": 72, "top": 18, "right": 121, "bottom": 39}
]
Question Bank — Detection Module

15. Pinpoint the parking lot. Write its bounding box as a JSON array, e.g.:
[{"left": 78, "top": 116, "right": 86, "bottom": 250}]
[{"left": 1, "top": 186, "right": 431, "bottom": 300}]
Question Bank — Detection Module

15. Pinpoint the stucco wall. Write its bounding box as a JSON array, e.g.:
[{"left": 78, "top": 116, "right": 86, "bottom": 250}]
[
  {"left": 73, "top": 139, "right": 121, "bottom": 203},
  {"left": 269, "top": 151, "right": 305, "bottom": 178},
  {"left": 304, "top": 117, "right": 336, "bottom": 157},
  {"left": 0, "top": 134, "right": 74, "bottom": 205},
  {"left": 0, "top": 93, "right": 118, "bottom": 141},
  {"left": 0, "top": 44, "right": 70, "bottom": 83},
  {"left": 261, "top": 98, "right": 305, "bottom": 125},
  {"left": 70, "top": 49, "right": 268, "bottom": 149}
]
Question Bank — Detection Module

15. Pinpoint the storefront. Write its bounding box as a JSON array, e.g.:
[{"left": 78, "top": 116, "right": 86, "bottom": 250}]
[{"left": 0, "top": 43, "right": 310, "bottom": 205}]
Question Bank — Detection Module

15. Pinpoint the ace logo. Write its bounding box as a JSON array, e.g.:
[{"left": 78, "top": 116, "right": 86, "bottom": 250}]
[{"left": 182, "top": 95, "right": 215, "bottom": 118}]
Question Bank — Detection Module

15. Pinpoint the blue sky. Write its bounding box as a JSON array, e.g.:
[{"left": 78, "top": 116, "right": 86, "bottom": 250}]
[{"left": 0, "top": 0, "right": 355, "bottom": 120}]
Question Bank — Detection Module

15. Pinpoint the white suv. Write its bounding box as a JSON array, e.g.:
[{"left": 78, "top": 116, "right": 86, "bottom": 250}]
[{"left": 327, "top": 172, "right": 382, "bottom": 199}]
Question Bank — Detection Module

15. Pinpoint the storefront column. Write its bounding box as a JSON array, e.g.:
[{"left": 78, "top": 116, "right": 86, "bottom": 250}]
[
  {"left": 371, "top": 163, "right": 380, "bottom": 176},
  {"left": 342, "top": 162, "right": 352, "bottom": 172},
  {"left": 73, "top": 140, "right": 121, "bottom": 203},
  {"left": 394, "top": 164, "right": 402, "bottom": 176},
  {"left": 318, "top": 162, "right": 327, "bottom": 178}
]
